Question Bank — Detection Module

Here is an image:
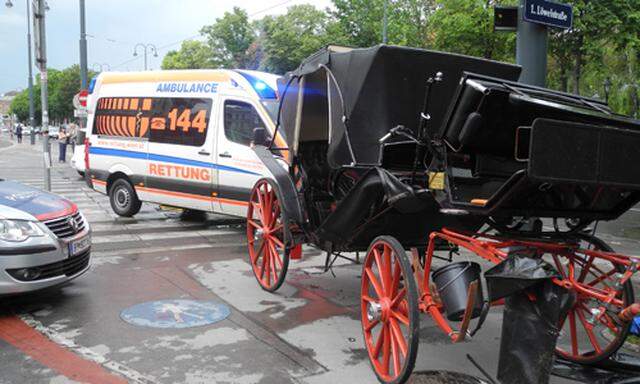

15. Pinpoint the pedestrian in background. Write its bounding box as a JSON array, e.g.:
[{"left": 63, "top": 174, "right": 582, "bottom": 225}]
[
  {"left": 15, "top": 123, "right": 23, "bottom": 143},
  {"left": 68, "top": 123, "right": 77, "bottom": 153},
  {"left": 58, "top": 126, "right": 68, "bottom": 162}
]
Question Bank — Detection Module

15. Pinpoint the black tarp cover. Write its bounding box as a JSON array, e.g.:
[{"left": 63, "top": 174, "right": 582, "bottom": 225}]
[{"left": 278, "top": 45, "right": 521, "bottom": 167}]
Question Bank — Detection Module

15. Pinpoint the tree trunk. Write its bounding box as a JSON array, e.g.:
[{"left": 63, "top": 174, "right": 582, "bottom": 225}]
[{"left": 572, "top": 36, "right": 584, "bottom": 95}]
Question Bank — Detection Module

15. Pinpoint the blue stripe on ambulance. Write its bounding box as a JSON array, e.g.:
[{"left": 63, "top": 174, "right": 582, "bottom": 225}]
[{"left": 89, "top": 147, "right": 260, "bottom": 176}]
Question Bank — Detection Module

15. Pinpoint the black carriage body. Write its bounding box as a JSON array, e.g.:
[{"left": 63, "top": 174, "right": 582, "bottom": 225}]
[
  {"left": 256, "top": 44, "right": 640, "bottom": 252},
  {"left": 439, "top": 74, "right": 640, "bottom": 221}
]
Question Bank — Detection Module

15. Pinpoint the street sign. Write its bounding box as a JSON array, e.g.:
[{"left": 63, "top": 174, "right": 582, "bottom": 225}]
[
  {"left": 78, "top": 89, "right": 88, "bottom": 107},
  {"left": 73, "top": 90, "right": 89, "bottom": 110},
  {"left": 74, "top": 109, "right": 88, "bottom": 118},
  {"left": 524, "top": 0, "right": 573, "bottom": 29},
  {"left": 32, "top": 0, "right": 47, "bottom": 71}
]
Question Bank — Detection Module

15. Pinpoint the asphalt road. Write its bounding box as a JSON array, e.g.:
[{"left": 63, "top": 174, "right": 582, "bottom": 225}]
[{"left": 0, "top": 135, "right": 639, "bottom": 384}]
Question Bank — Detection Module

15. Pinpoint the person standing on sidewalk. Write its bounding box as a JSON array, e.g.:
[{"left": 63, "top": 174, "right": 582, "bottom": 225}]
[
  {"left": 15, "top": 123, "right": 23, "bottom": 143},
  {"left": 58, "top": 126, "right": 68, "bottom": 162}
]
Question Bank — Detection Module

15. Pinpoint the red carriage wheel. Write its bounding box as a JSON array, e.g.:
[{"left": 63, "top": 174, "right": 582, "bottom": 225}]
[
  {"left": 553, "top": 235, "right": 635, "bottom": 364},
  {"left": 361, "top": 236, "right": 419, "bottom": 384},
  {"left": 247, "top": 179, "right": 290, "bottom": 292}
]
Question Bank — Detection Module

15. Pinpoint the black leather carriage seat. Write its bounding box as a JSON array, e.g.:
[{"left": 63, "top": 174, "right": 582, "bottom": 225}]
[{"left": 297, "top": 140, "right": 332, "bottom": 196}]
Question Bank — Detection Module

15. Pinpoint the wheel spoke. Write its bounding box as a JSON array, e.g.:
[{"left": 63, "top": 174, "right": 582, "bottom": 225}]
[
  {"left": 365, "top": 318, "right": 380, "bottom": 333},
  {"left": 269, "top": 244, "right": 278, "bottom": 285},
  {"left": 364, "top": 267, "right": 384, "bottom": 299},
  {"left": 259, "top": 243, "right": 268, "bottom": 281},
  {"left": 389, "top": 317, "right": 408, "bottom": 358},
  {"left": 372, "top": 248, "right": 388, "bottom": 296},
  {"left": 391, "top": 288, "right": 406, "bottom": 308},
  {"left": 392, "top": 308, "right": 410, "bottom": 326},
  {"left": 577, "top": 255, "right": 595, "bottom": 283},
  {"left": 597, "top": 312, "right": 620, "bottom": 334},
  {"left": 362, "top": 295, "right": 377, "bottom": 304},
  {"left": 271, "top": 235, "right": 285, "bottom": 249},
  {"left": 383, "top": 245, "right": 393, "bottom": 296},
  {"left": 382, "top": 323, "right": 391, "bottom": 375},
  {"left": 271, "top": 204, "right": 281, "bottom": 228},
  {"left": 577, "top": 309, "right": 602, "bottom": 354},
  {"left": 390, "top": 262, "right": 401, "bottom": 298},
  {"left": 373, "top": 324, "right": 386, "bottom": 358},
  {"left": 390, "top": 325, "right": 400, "bottom": 377},
  {"left": 268, "top": 241, "right": 283, "bottom": 270},
  {"left": 568, "top": 310, "right": 578, "bottom": 356},
  {"left": 252, "top": 240, "right": 266, "bottom": 264}
]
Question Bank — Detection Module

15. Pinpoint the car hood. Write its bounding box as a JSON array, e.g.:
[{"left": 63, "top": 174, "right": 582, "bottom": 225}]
[{"left": 0, "top": 180, "right": 76, "bottom": 221}]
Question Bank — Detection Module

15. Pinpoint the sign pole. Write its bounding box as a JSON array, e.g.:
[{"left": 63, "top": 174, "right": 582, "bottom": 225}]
[
  {"left": 34, "top": 0, "right": 50, "bottom": 191},
  {"left": 516, "top": 0, "right": 548, "bottom": 87}
]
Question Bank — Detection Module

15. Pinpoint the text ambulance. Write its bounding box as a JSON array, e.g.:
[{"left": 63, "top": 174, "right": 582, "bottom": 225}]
[{"left": 85, "top": 69, "right": 285, "bottom": 217}]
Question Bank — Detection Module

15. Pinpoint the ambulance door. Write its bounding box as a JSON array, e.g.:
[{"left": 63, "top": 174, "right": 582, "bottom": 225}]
[
  {"left": 215, "top": 97, "right": 269, "bottom": 216},
  {"left": 145, "top": 97, "right": 217, "bottom": 212}
]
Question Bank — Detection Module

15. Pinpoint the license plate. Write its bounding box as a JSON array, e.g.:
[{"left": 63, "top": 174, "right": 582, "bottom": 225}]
[{"left": 69, "top": 235, "right": 91, "bottom": 256}]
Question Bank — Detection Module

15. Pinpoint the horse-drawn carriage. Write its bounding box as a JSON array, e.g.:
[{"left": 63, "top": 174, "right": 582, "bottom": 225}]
[{"left": 246, "top": 45, "right": 640, "bottom": 383}]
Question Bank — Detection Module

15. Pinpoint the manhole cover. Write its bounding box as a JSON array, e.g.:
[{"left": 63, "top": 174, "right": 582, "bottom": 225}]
[
  {"left": 408, "top": 371, "right": 486, "bottom": 384},
  {"left": 120, "top": 299, "right": 230, "bottom": 329}
]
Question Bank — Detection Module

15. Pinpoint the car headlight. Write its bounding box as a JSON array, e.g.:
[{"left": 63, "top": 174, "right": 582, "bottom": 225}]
[{"left": 0, "top": 219, "right": 45, "bottom": 242}]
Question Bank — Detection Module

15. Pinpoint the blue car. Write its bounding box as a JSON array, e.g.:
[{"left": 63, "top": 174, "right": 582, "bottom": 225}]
[{"left": 0, "top": 179, "right": 91, "bottom": 295}]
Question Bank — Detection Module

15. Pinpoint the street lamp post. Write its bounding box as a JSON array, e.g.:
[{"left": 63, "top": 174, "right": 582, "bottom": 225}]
[
  {"left": 604, "top": 77, "right": 612, "bottom": 104},
  {"left": 133, "top": 43, "right": 158, "bottom": 71},
  {"left": 5, "top": 0, "right": 36, "bottom": 145}
]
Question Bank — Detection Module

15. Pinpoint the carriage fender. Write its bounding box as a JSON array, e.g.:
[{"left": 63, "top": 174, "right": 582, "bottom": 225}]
[{"left": 253, "top": 145, "right": 304, "bottom": 224}]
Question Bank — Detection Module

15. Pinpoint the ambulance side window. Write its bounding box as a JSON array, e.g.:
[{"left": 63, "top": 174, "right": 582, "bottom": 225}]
[
  {"left": 92, "top": 97, "right": 212, "bottom": 147},
  {"left": 149, "top": 98, "right": 212, "bottom": 147},
  {"left": 223, "top": 100, "right": 265, "bottom": 147}
]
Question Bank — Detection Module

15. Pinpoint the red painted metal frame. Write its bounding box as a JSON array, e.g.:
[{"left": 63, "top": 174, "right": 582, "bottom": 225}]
[{"left": 417, "top": 228, "right": 640, "bottom": 343}]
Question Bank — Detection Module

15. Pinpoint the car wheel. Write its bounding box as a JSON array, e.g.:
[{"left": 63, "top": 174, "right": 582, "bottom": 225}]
[{"left": 109, "top": 178, "right": 142, "bottom": 217}]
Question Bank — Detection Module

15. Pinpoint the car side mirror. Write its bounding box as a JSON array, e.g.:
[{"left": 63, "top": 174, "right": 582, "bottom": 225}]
[{"left": 252, "top": 127, "right": 269, "bottom": 147}]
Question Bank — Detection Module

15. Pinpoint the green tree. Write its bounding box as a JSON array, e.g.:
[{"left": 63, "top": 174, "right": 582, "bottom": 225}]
[
  {"left": 9, "top": 65, "right": 96, "bottom": 124},
  {"left": 200, "top": 7, "right": 256, "bottom": 68},
  {"left": 428, "top": 0, "right": 516, "bottom": 61},
  {"left": 260, "top": 5, "right": 337, "bottom": 73},
  {"left": 161, "top": 40, "right": 217, "bottom": 69},
  {"left": 331, "top": 0, "right": 435, "bottom": 48}
]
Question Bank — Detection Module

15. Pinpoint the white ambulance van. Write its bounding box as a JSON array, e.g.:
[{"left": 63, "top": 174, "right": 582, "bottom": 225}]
[{"left": 84, "top": 69, "right": 287, "bottom": 217}]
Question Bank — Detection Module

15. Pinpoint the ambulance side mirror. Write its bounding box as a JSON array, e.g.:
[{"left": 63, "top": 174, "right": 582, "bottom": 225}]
[{"left": 252, "top": 127, "right": 269, "bottom": 147}]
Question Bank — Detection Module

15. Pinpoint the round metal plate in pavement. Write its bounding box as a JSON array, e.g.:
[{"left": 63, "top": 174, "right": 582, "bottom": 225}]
[{"left": 120, "top": 299, "right": 230, "bottom": 329}]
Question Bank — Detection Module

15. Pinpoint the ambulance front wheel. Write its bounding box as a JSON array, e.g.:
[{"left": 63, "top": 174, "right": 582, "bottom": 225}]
[{"left": 109, "top": 178, "right": 142, "bottom": 217}]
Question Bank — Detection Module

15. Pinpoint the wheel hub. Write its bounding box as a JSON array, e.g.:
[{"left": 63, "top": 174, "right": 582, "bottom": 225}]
[
  {"left": 367, "top": 301, "right": 382, "bottom": 322},
  {"left": 115, "top": 189, "right": 130, "bottom": 208}
]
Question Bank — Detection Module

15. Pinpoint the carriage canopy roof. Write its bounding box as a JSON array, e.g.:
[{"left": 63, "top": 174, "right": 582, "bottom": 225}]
[{"left": 277, "top": 44, "right": 521, "bottom": 167}]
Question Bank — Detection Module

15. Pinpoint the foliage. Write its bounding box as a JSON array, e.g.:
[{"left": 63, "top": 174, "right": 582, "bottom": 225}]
[
  {"left": 161, "top": 40, "right": 217, "bottom": 70},
  {"left": 429, "top": 0, "right": 516, "bottom": 61},
  {"left": 9, "top": 65, "right": 95, "bottom": 124},
  {"left": 200, "top": 7, "right": 256, "bottom": 68},
  {"left": 155, "top": 1, "right": 640, "bottom": 117},
  {"left": 260, "top": 5, "right": 338, "bottom": 74}
]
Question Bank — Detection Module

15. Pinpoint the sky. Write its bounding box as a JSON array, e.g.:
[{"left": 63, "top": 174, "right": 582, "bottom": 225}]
[{"left": 0, "top": 0, "right": 333, "bottom": 94}]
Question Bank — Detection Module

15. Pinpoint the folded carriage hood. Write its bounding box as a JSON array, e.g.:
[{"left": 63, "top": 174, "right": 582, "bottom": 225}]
[{"left": 0, "top": 180, "right": 76, "bottom": 221}]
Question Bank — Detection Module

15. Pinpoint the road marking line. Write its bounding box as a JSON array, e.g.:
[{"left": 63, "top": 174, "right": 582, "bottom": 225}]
[
  {"left": 0, "top": 315, "right": 135, "bottom": 384},
  {"left": 91, "top": 241, "right": 245, "bottom": 258},
  {"left": 17, "top": 314, "right": 160, "bottom": 384}
]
